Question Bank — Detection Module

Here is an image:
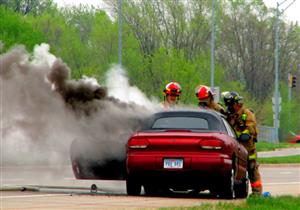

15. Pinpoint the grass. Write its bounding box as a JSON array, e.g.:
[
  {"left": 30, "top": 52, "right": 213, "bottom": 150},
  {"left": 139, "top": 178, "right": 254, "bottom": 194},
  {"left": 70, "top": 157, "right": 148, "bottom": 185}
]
[
  {"left": 159, "top": 195, "right": 300, "bottom": 210},
  {"left": 256, "top": 141, "right": 300, "bottom": 152},
  {"left": 258, "top": 155, "right": 300, "bottom": 164}
]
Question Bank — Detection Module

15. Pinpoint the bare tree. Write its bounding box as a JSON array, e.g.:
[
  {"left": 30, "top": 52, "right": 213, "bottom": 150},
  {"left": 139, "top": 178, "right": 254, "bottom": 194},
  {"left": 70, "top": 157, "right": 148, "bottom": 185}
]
[
  {"left": 0, "top": 0, "right": 54, "bottom": 15},
  {"left": 105, "top": 0, "right": 212, "bottom": 60},
  {"left": 217, "top": 0, "right": 300, "bottom": 99}
]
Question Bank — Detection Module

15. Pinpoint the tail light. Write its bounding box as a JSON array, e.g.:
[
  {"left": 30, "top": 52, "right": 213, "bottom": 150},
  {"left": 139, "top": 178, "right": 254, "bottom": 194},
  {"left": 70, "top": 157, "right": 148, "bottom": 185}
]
[
  {"left": 128, "top": 138, "right": 149, "bottom": 149},
  {"left": 199, "top": 139, "right": 224, "bottom": 150}
]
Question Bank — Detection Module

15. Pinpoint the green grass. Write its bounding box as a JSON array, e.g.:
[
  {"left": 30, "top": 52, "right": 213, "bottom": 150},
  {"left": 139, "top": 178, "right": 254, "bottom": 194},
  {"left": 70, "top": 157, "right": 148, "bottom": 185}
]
[
  {"left": 159, "top": 195, "right": 300, "bottom": 210},
  {"left": 256, "top": 142, "right": 300, "bottom": 152},
  {"left": 258, "top": 155, "right": 300, "bottom": 164}
]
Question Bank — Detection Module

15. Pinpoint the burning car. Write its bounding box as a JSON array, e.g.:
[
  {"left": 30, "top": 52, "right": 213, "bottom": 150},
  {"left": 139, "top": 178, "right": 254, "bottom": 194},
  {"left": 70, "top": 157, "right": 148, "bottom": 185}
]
[
  {"left": 126, "top": 110, "right": 249, "bottom": 198},
  {"left": 70, "top": 109, "right": 249, "bottom": 198}
]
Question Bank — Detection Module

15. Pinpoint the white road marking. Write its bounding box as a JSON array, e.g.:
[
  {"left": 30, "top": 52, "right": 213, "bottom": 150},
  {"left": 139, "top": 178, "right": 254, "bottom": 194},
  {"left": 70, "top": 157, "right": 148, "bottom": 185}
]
[
  {"left": 279, "top": 172, "right": 292, "bottom": 175},
  {"left": 1, "top": 194, "right": 66, "bottom": 199}
]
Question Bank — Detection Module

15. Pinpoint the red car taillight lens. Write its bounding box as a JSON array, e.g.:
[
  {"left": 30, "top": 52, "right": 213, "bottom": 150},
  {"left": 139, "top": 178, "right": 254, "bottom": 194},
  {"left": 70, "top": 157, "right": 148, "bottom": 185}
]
[
  {"left": 199, "top": 139, "right": 224, "bottom": 150},
  {"left": 128, "top": 138, "right": 149, "bottom": 149}
]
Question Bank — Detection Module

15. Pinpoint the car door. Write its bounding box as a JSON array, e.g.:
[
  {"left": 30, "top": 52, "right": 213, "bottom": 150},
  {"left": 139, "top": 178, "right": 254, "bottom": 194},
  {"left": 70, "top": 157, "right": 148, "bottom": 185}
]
[{"left": 221, "top": 118, "right": 246, "bottom": 178}]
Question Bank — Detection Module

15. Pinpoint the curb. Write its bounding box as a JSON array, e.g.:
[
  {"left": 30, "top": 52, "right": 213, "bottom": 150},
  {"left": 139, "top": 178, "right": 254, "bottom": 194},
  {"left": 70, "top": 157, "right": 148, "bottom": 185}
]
[
  {"left": 0, "top": 186, "right": 39, "bottom": 192},
  {"left": 0, "top": 185, "right": 88, "bottom": 192},
  {"left": 27, "top": 185, "right": 91, "bottom": 190},
  {"left": 0, "top": 185, "right": 124, "bottom": 195}
]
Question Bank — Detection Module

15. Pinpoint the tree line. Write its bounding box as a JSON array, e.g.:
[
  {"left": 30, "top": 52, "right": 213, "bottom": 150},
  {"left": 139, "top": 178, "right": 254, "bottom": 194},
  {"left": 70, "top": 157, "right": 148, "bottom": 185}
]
[{"left": 0, "top": 0, "right": 299, "bottom": 139}]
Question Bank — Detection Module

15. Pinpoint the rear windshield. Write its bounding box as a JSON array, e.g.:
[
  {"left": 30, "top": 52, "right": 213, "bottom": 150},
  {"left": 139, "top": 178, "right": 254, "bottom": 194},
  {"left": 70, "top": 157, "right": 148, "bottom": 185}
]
[{"left": 152, "top": 117, "right": 209, "bottom": 130}]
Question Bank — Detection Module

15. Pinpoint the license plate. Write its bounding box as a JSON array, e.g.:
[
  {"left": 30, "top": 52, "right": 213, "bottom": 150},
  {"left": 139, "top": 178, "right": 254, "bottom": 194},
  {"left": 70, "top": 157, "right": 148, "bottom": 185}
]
[{"left": 163, "top": 158, "right": 183, "bottom": 169}]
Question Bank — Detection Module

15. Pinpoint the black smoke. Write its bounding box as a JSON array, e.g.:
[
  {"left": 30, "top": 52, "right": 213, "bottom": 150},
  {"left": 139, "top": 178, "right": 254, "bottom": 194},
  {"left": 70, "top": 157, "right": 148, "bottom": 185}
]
[{"left": 0, "top": 44, "right": 156, "bottom": 167}]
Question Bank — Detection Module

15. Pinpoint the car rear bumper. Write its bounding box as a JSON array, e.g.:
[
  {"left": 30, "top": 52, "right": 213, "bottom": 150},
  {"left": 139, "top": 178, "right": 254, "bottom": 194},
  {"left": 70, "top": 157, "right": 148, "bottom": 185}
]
[
  {"left": 127, "top": 152, "right": 232, "bottom": 176},
  {"left": 127, "top": 152, "right": 232, "bottom": 189}
]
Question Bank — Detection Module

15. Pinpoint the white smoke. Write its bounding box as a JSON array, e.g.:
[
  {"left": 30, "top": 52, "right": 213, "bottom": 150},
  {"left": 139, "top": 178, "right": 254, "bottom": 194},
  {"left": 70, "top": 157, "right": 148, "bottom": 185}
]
[
  {"left": 81, "top": 75, "right": 101, "bottom": 88},
  {"left": 105, "top": 65, "right": 160, "bottom": 111},
  {"left": 31, "top": 43, "right": 57, "bottom": 68}
]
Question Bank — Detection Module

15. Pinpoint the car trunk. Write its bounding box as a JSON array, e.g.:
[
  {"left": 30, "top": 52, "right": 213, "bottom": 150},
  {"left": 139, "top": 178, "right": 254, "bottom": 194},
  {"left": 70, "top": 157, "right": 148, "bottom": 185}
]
[
  {"left": 128, "top": 131, "right": 227, "bottom": 152},
  {"left": 127, "top": 131, "right": 231, "bottom": 172},
  {"left": 127, "top": 131, "right": 233, "bottom": 189}
]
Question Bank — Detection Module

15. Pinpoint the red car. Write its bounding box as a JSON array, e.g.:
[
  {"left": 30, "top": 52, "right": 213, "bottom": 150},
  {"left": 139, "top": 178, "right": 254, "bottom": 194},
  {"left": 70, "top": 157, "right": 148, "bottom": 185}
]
[
  {"left": 289, "top": 135, "right": 300, "bottom": 144},
  {"left": 126, "top": 110, "right": 249, "bottom": 198}
]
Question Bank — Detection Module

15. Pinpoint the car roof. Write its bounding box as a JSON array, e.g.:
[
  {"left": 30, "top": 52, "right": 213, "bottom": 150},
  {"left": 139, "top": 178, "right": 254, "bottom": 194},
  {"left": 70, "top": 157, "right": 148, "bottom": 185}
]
[
  {"left": 153, "top": 109, "right": 224, "bottom": 118},
  {"left": 140, "top": 108, "right": 227, "bottom": 132}
]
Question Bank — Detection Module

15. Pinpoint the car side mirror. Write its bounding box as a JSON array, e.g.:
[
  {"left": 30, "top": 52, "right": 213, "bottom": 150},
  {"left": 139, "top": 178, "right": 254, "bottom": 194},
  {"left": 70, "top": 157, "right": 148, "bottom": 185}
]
[{"left": 238, "top": 133, "right": 251, "bottom": 142}]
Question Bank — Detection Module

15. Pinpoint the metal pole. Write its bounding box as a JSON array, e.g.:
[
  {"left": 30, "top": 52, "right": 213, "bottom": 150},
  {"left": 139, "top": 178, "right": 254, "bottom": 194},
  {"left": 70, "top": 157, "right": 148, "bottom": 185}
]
[
  {"left": 274, "top": 2, "right": 280, "bottom": 142},
  {"left": 273, "top": 0, "right": 296, "bottom": 142},
  {"left": 288, "top": 72, "right": 292, "bottom": 130},
  {"left": 118, "top": 0, "right": 122, "bottom": 65},
  {"left": 288, "top": 73, "right": 292, "bottom": 102},
  {"left": 210, "top": 0, "right": 215, "bottom": 90}
]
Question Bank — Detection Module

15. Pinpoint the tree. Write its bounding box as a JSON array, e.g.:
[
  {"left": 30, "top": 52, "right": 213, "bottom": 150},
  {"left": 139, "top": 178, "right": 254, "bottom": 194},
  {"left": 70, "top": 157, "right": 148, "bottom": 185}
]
[
  {"left": 105, "top": 0, "right": 212, "bottom": 60},
  {"left": 0, "top": 6, "right": 45, "bottom": 51},
  {"left": 217, "top": 0, "right": 300, "bottom": 99},
  {"left": 0, "top": 0, "right": 54, "bottom": 15}
]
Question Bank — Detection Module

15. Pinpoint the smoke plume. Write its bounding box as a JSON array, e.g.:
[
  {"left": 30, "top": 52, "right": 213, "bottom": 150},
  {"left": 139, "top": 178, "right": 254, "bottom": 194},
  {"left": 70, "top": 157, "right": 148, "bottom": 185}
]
[{"left": 0, "top": 43, "right": 159, "bottom": 167}]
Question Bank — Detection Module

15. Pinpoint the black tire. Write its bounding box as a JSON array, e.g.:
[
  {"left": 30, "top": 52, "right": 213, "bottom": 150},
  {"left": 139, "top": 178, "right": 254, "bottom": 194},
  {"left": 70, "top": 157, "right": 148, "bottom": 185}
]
[
  {"left": 144, "top": 184, "right": 171, "bottom": 196},
  {"left": 143, "top": 184, "right": 159, "bottom": 196},
  {"left": 72, "top": 157, "right": 90, "bottom": 179},
  {"left": 219, "top": 168, "right": 236, "bottom": 199},
  {"left": 188, "top": 189, "right": 200, "bottom": 196},
  {"left": 235, "top": 171, "right": 249, "bottom": 198},
  {"left": 126, "top": 176, "right": 141, "bottom": 196},
  {"left": 70, "top": 140, "right": 91, "bottom": 179}
]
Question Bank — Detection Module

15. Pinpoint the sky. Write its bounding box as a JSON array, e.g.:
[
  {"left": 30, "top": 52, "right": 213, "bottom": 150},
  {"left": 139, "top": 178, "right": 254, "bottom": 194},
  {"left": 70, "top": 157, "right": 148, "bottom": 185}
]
[
  {"left": 264, "top": 0, "right": 300, "bottom": 23},
  {"left": 53, "top": 0, "right": 300, "bottom": 23}
]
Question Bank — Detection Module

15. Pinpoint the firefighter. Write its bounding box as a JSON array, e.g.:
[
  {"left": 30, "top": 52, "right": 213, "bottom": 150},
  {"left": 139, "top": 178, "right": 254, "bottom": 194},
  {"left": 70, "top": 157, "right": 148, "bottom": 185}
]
[
  {"left": 195, "top": 85, "right": 225, "bottom": 114},
  {"left": 221, "top": 91, "right": 236, "bottom": 118},
  {"left": 163, "top": 82, "right": 182, "bottom": 108},
  {"left": 223, "top": 91, "right": 263, "bottom": 196}
]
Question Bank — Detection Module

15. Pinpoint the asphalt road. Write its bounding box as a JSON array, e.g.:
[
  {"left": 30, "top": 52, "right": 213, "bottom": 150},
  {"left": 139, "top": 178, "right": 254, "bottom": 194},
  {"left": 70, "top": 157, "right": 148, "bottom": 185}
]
[
  {"left": 258, "top": 148, "right": 300, "bottom": 157},
  {"left": 1, "top": 163, "right": 299, "bottom": 209}
]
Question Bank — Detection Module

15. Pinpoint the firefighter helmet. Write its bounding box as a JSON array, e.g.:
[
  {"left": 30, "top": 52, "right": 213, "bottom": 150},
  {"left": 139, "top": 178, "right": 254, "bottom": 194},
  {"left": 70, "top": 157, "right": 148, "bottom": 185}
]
[
  {"left": 163, "top": 82, "right": 182, "bottom": 96},
  {"left": 223, "top": 91, "right": 243, "bottom": 106},
  {"left": 195, "top": 85, "right": 214, "bottom": 100}
]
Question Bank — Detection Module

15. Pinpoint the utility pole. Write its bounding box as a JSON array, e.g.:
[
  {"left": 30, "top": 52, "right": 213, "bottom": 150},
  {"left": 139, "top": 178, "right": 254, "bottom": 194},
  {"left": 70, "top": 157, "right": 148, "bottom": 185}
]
[
  {"left": 273, "top": 0, "right": 296, "bottom": 142},
  {"left": 288, "top": 72, "right": 292, "bottom": 131},
  {"left": 274, "top": 2, "right": 280, "bottom": 142},
  {"left": 118, "top": 0, "right": 122, "bottom": 65},
  {"left": 210, "top": 0, "right": 215, "bottom": 91}
]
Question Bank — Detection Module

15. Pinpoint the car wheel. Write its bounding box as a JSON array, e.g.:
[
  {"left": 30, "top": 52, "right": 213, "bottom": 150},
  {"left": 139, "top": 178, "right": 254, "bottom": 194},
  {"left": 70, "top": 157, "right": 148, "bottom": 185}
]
[
  {"left": 219, "top": 168, "right": 236, "bottom": 199},
  {"left": 71, "top": 157, "right": 87, "bottom": 179},
  {"left": 187, "top": 188, "right": 200, "bottom": 196},
  {"left": 144, "top": 184, "right": 171, "bottom": 196},
  {"left": 126, "top": 176, "right": 141, "bottom": 196},
  {"left": 235, "top": 171, "right": 249, "bottom": 198},
  {"left": 70, "top": 140, "right": 91, "bottom": 179},
  {"left": 144, "top": 184, "right": 159, "bottom": 196}
]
